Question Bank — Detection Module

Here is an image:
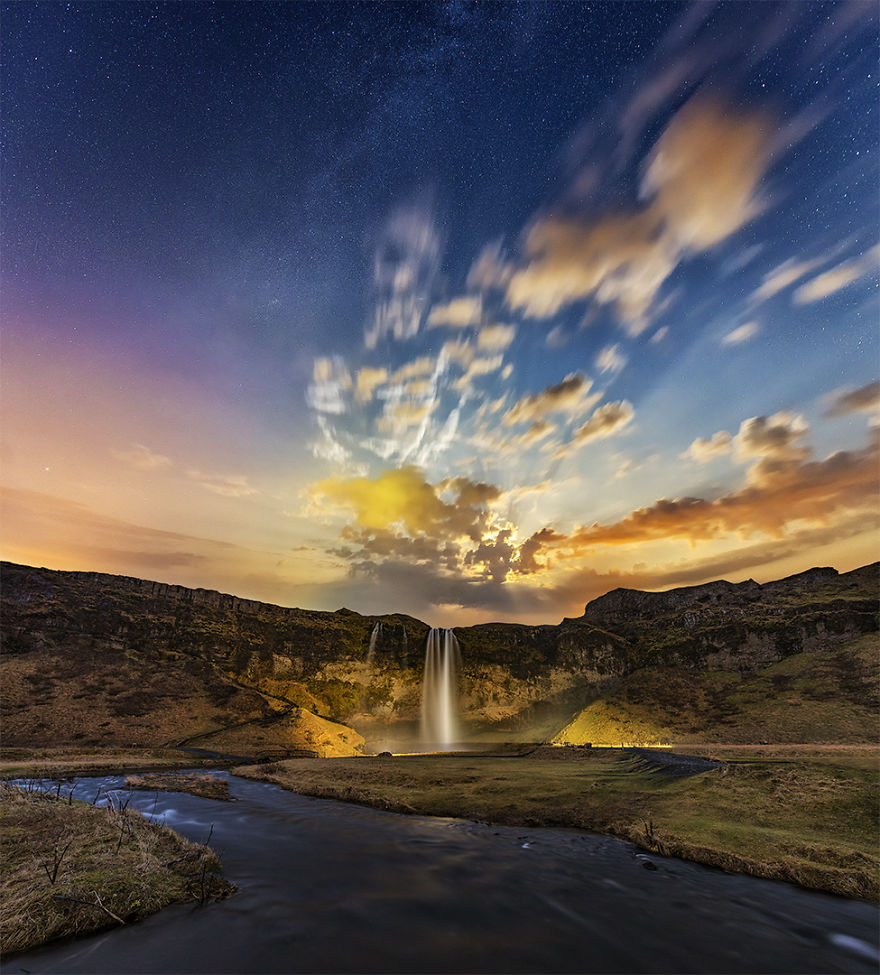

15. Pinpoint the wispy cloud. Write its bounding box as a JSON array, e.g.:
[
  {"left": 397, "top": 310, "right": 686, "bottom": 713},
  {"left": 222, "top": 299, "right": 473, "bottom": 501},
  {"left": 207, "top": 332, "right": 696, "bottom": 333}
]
[
  {"left": 503, "top": 373, "right": 598, "bottom": 426},
  {"left": 794, "top": 247, "right": 879, "bottom": 304},
  {"left": 554, "top": 401, "right": 634, "bottom": 459},
  {"left": 111, "top": 443, "right": 173, "bottom": 472},
  {"left": 824, "top": 381, "right": 880, "bottom": 419},
  {"left": 595, "top": 344, "right": 627, "bottom": 375},
  {"left": 186, "top": 470, "right": 259, "bottom": 498},
  {"left": 721, "top": 321, "right": 759, "bottom": 345},
  {"left": 365, "top": 205, "right": 442, "bottom": 349}
]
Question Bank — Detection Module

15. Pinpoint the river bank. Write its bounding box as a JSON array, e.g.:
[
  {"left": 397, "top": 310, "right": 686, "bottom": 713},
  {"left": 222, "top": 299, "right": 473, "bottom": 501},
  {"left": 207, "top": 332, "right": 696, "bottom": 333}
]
[
  {"left": 7, "top": 771, "right": 879, "bottom": 974},
  {"left": 0, "top": 780, "right": 233, "bottom": 955},
  {"left": 233, "top": 745, "right": 880, "bottom": 900}
]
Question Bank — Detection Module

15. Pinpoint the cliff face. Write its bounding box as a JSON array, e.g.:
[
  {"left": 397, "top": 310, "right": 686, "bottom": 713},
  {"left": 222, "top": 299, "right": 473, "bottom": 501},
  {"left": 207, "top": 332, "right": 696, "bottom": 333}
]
[{"left": 1, "top": 560, "right": 876, "bottom": 750}]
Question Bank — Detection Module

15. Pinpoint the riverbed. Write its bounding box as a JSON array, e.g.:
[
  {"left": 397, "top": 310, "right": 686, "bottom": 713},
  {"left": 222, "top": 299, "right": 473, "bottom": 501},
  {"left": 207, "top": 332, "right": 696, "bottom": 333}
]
[{"left": 9, "top": 771, "right": 879, "bottom": 974}]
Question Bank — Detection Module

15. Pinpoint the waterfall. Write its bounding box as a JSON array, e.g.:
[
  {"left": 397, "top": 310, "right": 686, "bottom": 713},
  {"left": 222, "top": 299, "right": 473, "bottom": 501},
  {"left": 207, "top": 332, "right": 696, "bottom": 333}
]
[
  {"left": 420, "top": 628, "right": 461, "bottom": 749},
  {"left": 367, "top": 621, "right": 382, "bottom": 665}
]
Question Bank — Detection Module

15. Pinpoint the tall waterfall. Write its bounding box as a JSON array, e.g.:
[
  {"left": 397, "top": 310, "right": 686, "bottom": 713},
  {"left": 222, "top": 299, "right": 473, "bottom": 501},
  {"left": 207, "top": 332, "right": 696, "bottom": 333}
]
[
  {"left": 367, "top": 621, "right": 382, "bottom": 665},
  {"left": 421, "top": 628, "right": 461, "bottom": 749}
]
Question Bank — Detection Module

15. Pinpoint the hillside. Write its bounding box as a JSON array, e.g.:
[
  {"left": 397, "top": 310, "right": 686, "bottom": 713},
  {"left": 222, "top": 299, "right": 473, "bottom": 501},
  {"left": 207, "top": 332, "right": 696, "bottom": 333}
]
[{"left": 0, "top": 560, "right": 876, "bottom": 753}]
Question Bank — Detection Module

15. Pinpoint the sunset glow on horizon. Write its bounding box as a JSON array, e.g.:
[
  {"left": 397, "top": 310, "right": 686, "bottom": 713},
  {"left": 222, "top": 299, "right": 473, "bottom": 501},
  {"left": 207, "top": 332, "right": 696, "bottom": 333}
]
[{"left": 2, "top": 2, "right": 878, "bottom": 626}]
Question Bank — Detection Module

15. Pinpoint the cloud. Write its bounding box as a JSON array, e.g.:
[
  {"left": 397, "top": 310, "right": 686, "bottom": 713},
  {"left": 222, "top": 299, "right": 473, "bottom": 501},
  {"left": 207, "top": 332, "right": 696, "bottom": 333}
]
[
  {"left": 473, "top": 418, "right": 556, "bottom": 458},
  {"left": 186, "top": 470, "right": 259, "bottom": 498},
  {"left": 650, "top": 326, "right": 669, "bottom": 344},
  {"left": 733, "top": 411, "right": 810, "bottom": 464},
  {"left": 545, "top": 325, "right": 570, "bottom": 349},
  {"left": 310, "top": 467, "right": 500, "bottom": 546},
  {"left": 503, "top": 373, "right": 598, "bottom": 426},
  {"left": 751, "top": 257, "right": 821, "bottom": 303},
  {"left": 451, "top": 354, "right": 504, "bottom": 392},
  {"left": 427, "top": 296, "right": 482, "bottom": 329},
  {"left": 377, "top": 402, "right": 435, "bottom": 433},
  {"left": 595, "top": 344, "right": 627, "bottom": 375},
  {"left": 524, "top": 433, "right": 879, "bottom": 559},
  {"left": 467, "top": 241, "right": 513, "bottom": 292},
  {"left": 477, "top": 323, "right": 517, "bottom": 352},
  {"left": 682, "top": 431, "right": 733, "bottom": 463},
  {"left": 388, "top": 356, "right": 437, "bottom": 384},
  {"left": 306, "top": 357, "right": 352, "bottom": 415},
  {"left": 311, "top": 415, "right": 352, "bottom": 466},
  {"left": 554, "top": 401, "right": 634, "bottom": 459},
  {"left": 365, "top": 205, "right": 442, "bottom": 349},
  {"left": 505, "top": 98, "right": 777, "bottom": 333},
  {"left": 355, "top": 367, "right": 388, "bottom": 403},
  {"left": 793, "top": 250, "right": 877, "bottom": 303},
  {"left": 722, "top": 321, "right": 759, "bottom": 345},
  {"left": 643, "top": 96, "right": 773, "bottom": 251},
  {"left": 111, "top": 443, "right": 173, "bottom": 472},
  {"left": 825, "top": 381, "right": 880, "bottom": 419}
]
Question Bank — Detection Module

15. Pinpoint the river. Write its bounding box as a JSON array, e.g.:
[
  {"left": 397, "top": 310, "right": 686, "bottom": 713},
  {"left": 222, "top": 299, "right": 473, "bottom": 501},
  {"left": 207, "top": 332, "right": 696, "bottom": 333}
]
[{"left": 9, "top": 771, "right": 879, "bottom": 974}]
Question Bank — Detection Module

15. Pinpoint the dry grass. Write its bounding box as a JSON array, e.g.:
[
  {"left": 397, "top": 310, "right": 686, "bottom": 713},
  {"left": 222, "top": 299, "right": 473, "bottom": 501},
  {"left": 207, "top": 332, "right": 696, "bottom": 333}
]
[
  {"left": 0, "top": 782, "right": 234, "bottom": 956},
  {"left": 0, "top": 747, "right": 226, "bottom": 780},
  {"left": 234, "top": 746, "right": 879, "bottom": 901},
  {"left": 126, "top": 772, "right": 231, "bottom": 801}
]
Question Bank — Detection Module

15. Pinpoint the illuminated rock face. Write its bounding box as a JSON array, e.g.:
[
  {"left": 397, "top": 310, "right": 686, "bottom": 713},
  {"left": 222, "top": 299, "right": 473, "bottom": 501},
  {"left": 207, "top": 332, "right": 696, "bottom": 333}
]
[{"left": 421, "top": 629, "right": 461, "bottom": 749}]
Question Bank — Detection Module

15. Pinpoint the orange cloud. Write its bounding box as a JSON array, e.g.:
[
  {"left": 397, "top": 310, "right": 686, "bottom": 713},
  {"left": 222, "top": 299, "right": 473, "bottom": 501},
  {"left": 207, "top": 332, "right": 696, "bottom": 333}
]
[
  {"left": 524, "top": 434, "right": 879, "bottom": 559},
  {"left": 504, "top": 97, "right": 777, "bottom": 331}
]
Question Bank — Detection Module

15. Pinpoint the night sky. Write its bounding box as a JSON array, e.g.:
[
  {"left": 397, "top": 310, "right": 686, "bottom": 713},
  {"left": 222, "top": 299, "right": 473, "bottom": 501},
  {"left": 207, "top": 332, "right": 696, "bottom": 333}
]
[{"left": 2, "top": 1, "right": 878, "bottom": 625}]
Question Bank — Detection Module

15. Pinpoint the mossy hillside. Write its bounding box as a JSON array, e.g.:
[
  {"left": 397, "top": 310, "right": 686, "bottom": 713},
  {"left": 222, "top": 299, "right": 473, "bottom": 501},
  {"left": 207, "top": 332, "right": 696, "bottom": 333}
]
[{"left": 553, "top": 633, "right": 880, "bottom": 746}]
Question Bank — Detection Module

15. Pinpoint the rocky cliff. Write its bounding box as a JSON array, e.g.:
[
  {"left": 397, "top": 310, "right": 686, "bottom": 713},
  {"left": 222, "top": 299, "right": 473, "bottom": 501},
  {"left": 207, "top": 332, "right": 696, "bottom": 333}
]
[{"left": 1, "top": 560, "right": 876, "bottom": 752}]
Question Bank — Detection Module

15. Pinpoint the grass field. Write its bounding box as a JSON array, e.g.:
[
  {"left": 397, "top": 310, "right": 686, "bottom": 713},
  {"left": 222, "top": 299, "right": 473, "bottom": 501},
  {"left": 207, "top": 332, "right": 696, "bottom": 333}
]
[
  {"left": 234, "top": 745, "right": 879, "bottom": 901},
  {"left": 0, "top": 747, "right": 227, "bottom": 781},
  {"left": 0, "top": 782, "right": 234, "bottom": 956}
]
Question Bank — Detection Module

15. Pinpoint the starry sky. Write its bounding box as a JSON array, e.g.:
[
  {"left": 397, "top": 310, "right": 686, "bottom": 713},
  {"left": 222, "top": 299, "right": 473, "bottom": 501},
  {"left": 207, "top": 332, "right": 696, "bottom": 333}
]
[{"left": 2, "top": 1, "right": 878, "bottom": 625}]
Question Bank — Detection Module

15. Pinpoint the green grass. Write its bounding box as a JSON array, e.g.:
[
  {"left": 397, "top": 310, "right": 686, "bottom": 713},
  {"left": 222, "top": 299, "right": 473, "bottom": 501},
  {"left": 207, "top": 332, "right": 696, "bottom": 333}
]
[
  {"left": 0, "top": 782, "right": 234, "bottom": 956},
  {"left": 234, "top": 746, "right": 879, "bottom": 900}
]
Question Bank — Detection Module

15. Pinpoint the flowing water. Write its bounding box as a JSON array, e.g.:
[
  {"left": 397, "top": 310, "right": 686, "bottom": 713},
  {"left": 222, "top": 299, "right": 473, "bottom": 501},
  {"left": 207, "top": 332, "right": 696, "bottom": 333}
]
[
  {"left": 8, "top": 772, "right": 879, "bottom": 974},
  {"left": 421, "top": 628, "right": 461, "bottom": 749},
  {"left": 367, "top": 621, "right": 383, "bottom": 666}
]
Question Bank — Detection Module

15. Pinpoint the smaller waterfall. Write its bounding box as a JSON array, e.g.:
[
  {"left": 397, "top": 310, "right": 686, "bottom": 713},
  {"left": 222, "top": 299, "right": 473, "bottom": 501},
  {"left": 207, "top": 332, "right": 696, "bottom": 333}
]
[
  {"left": 367, "top": 621, "right": 383, "bottom": 665},
  {"left": 420, "top": 628, "right": 461, "bottom": 749}
]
